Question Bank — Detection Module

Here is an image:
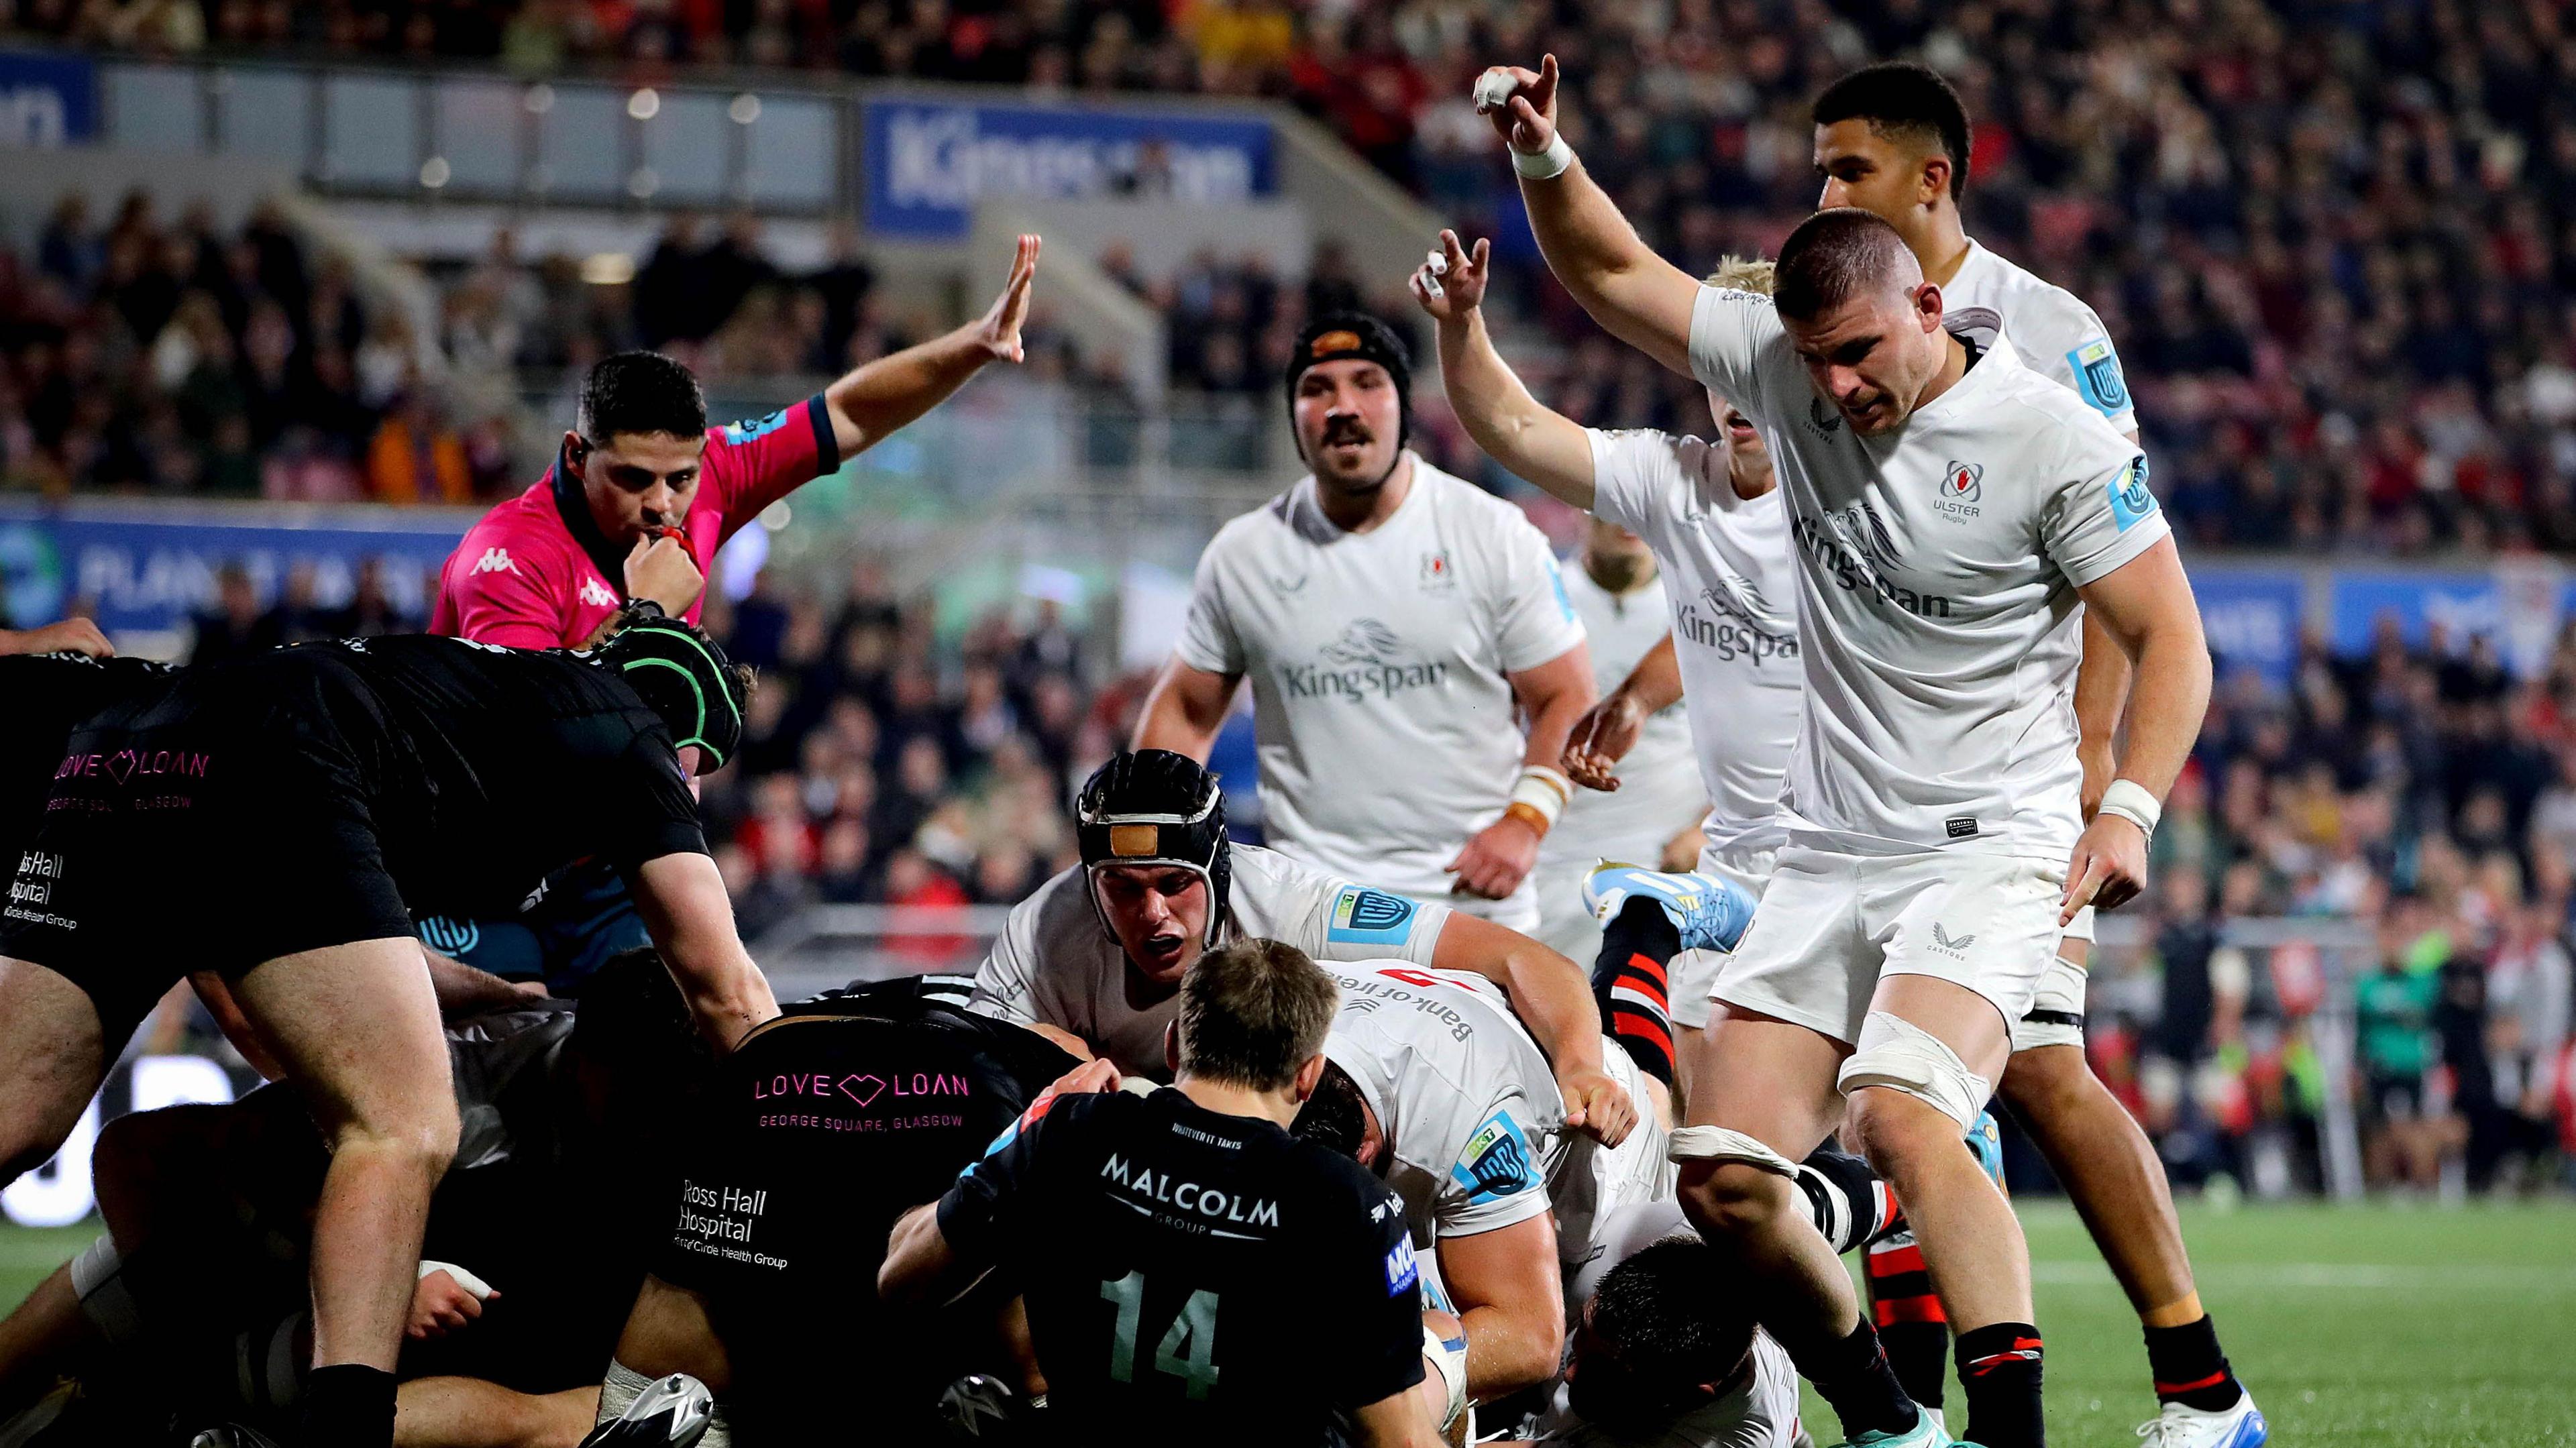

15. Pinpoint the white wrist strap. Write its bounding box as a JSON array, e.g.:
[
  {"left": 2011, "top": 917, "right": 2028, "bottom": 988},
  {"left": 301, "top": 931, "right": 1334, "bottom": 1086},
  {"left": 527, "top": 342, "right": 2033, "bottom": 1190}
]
[
  {"left": 1513, "top": 132, "right": 1574, "bottom": 179},
  {"left": 2096, "top": 779, "right": 2161, "bottom": 840},
  {"left": 419, "top": 1259, "right": 494, "bottom": 1300},
  {"left": 1511, "top": 765, "right": 1572, "bottom": 826}
]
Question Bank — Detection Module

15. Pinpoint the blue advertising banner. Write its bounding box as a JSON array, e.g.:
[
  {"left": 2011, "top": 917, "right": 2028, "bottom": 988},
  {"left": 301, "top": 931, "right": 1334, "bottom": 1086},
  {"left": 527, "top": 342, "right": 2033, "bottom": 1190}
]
[
  {"left": 0, "top": 50, "right": 97, "bottom": 146},
  {"left": 863, "top": 97, "right": 1273, "bottom": 239},
  {"left": 2327, "top": 570, "right": 2501, "bottom": 656},
  {"left": 2192, "top": 567, "right": 2304, "bottom": 687},
  {"left": 0, "top": 500, "right": 472, "bottom": 639}
]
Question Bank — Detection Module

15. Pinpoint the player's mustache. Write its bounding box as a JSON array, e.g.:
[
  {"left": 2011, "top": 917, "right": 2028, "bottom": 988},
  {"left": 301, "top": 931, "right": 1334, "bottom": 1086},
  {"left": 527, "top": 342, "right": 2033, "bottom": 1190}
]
[{"left": 1322, "top": 417, "right": 1373, "bottom": 445}]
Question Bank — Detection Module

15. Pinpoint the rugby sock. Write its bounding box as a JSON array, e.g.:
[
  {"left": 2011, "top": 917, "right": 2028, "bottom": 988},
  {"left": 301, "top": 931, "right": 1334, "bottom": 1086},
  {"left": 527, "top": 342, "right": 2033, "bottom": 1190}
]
[
  {"left": 1956, "top": 1322, "right": 2045, "bottom": 1448},
  {"left": 1866, "top": 1231, "right": 1949, "bottom": 1410},
  {"left": 2145, "top": 1315, "right": 2244, "bottom": 1411},
  {"left": 300, "top": 1363, "right": 396, "bottom": 1448},
  {"left": 1593, "top": 900, "right": 1680, "bottom": 1086},
  {"left": 1796, "top": 1145, "right": 1894, "bottom": 1254},
  {"left": 1797, "top": 1319, "right": 1919, "bottom": 1441}
]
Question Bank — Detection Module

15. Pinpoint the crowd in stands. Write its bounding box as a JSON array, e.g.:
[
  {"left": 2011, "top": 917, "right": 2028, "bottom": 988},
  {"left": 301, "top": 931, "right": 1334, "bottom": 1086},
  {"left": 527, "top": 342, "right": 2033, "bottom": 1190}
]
[
  {"left": 0, "top": 190, "right": 518, "bottom": 502},
  {"left": 19, "top": 0, "right": 2576, "bottom": 552}
]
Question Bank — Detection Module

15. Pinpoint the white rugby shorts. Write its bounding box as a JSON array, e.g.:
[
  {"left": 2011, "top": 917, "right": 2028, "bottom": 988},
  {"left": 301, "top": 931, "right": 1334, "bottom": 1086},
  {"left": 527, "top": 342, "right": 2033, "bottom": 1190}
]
[
  {"left": 1548, "top": 1036, "right": 1676, "bottom": 1276},
  {"left": 1668, "top": 842, "right": 1774, "bottom": 1031},
  {"left": 1711, "top": 846, "right": 2064, "bottom": 1046}
]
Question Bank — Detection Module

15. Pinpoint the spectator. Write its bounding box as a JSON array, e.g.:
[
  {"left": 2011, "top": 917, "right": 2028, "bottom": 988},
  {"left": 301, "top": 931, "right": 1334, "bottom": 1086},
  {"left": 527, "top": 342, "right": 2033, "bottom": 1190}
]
[{"left": 2358, "top": 899, "right": 2452, "bottom": 1191}]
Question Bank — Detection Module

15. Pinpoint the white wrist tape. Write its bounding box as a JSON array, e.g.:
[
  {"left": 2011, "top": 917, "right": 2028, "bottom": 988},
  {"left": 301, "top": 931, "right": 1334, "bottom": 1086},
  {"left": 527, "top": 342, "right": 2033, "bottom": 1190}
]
[
  {"left": 419, "top": 1260, "right": 494, "bottom": 1300},
  {"left": 1512, "top": 131, "right": 1575, "bottom": 179},
  {"left": 2096, "top": 779, "right": 2161, "bottom": 840},
  {"left": 1510, "top": 765, "right": 1572, "bottom": 826},
  {"left": 1423, "top": 1321, "right": 1470, "bottom": 1433}
]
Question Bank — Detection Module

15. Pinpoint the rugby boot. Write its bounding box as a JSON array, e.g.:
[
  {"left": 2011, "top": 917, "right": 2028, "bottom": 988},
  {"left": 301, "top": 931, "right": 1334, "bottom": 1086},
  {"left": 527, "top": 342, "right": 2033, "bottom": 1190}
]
[
  {"left": 579, "top": 1374, "right": 712, "bottom": 1448},
  {"left": 1582, "top": 863, "right": 1757, "bottom": 952}
]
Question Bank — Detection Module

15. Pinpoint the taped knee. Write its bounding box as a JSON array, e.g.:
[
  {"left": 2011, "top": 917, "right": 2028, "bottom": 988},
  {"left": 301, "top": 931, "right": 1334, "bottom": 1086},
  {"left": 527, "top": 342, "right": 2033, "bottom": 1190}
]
[
  {"left": 1839, "top": 1011, "right": 1992, "bottom": 1131},
  {"left": 1666, "top": 1125, "right": 1798, "bottom": 1176}
]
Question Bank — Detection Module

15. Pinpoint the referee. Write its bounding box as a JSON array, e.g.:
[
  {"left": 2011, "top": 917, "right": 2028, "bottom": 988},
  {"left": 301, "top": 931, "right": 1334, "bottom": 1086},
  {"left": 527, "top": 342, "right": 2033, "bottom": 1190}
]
[{"left": 883, "top": 940, "right": 1446, "bottom": 1447}]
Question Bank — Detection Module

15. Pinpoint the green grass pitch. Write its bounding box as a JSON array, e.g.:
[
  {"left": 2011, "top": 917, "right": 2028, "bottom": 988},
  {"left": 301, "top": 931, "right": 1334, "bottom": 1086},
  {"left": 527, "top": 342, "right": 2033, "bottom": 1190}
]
[{"left": 5, "top": 1200, "right": 2573, "bottom": 1445}]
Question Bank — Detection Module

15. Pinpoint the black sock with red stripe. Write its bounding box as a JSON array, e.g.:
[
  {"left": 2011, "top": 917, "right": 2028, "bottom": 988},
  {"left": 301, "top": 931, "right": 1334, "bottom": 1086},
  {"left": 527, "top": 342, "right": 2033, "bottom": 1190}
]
[
  {"left": 1956, "top": 1322, "right": 2045, "bottom": 1448},
  {"left": 2145, "top": 1315, "right": 2243, "bottom": 1410},
  {"left": 1795, "top": 1318, "right": 1920, "bottom": 1442},
  {"left": 1593, "top": 899, "right": 1679, "bottom": 1087},
  {"left": 1866, "top": 1232, "right": 1949, "bottom": 1410}
]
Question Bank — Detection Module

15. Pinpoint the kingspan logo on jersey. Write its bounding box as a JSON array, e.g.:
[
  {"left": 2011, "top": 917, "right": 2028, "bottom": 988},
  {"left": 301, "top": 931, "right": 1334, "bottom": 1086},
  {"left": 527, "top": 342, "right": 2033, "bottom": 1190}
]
[
  {"left": 1791, "top": 502, "right": 1953, "bottom": 620},
  {"left": 1282, "top": 618, "right": 1451, "bottom": 701},
  {"left": 1676, "top": 582, "right": 1796, "bottom": 665}
]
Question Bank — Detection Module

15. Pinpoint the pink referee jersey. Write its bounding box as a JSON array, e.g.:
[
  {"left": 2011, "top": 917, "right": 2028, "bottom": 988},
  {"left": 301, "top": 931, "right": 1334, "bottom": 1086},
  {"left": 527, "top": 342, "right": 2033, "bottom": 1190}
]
[{"left": 432, "top": 394, "right": 837, "bottom": 648}]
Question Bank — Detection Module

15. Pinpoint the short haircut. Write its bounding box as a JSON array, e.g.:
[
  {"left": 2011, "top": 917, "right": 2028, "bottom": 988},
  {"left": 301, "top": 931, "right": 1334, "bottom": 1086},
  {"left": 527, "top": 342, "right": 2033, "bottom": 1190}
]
[
  {"left": 1574, "top": 1237, "right": 1757, "bottom": 1431},
  {"left": 579, "top": 351, "right": 707, "bottom": 444},
  {"left": 1291, "top": 1059, "right": 1369, "bottom": 1156},
  {"left": 1177, "top": 938, "right": 1338, "bottom": 1091},
  {"left": 1702, "top": 256, "right": 1775, "bottom": 295},
  {"left": 1813, "top": 61, "right": 1973, "bottom": 200},
  {"left": 1774, "top": 208, "right": 1919, "bottom": 321}
]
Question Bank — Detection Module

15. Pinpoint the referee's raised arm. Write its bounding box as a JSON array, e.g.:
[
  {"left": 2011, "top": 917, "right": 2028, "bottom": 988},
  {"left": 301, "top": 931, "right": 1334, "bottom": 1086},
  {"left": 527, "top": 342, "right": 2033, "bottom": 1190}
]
[{"left": 1479, "top": 55, "right": 1705, "bottom": 381}]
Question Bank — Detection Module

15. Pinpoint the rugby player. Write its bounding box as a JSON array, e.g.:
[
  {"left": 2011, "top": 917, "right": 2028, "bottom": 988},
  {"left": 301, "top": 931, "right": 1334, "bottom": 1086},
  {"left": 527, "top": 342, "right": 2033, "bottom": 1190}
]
[
  {"left": 1515, "top": 1235, "right": 1807, "bottom": 1448},
  {"left": 0, "top": 618, "right": 778, "bottom": 1448},
  {"left": 883, "top": 941, "right": 1447, "bottom": 1447},
  {"left": 969, "top": 748, "right": 1637, "bottom": 1144},
  {"left": 424, "top": 236, "right": 1039, "bottom": 991},
  {"left": 1810, "top": 62, "right": 2260, "bottom": 1445},
  {"left": 1485, "top": 55, "right": 2213, "bottom": 1448},
  {"left": 0, "top": 950, "right": 704, "bottom": 1448},
  {"left": 1133, "top": 313, "right": 1595, "bottom": 934},
  {"left": 1293, "top": 961, "right": 1670, "bottom": 1416},
  {"left": 1410, "top": 242, "right": 1788, "bottom": 1095},
  {"left": 585, "top": 973, "right": 1088, "bottom": 1445},
  {"left": 1523, "top": 513, "right": 1711, "bottom": 965}
]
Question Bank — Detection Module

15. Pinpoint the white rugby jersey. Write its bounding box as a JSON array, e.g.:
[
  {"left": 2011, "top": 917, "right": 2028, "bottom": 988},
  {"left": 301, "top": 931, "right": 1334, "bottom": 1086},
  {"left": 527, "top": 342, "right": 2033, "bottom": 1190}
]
[
  {"left": 969, "top": 844, "right": 1446, "bottom": 1077},
  {"left": 1176, "top": 455, "right": 1589, "bottom": 906},
  {"left": 1686, "top": 287, "right": 2171, "bottom": 861},
  {"left": 1538, "top": 558, "right": 1709, "bottom": 868},
  {"left": 1585, "top": 429, "right": 1803, "bottom": 868},
  {"left": 1944, "top": 239, "right": 2137, "bottom": 435},
  {"left": 1320, "top": 963, "right": 1566, "bottom": 1245}
]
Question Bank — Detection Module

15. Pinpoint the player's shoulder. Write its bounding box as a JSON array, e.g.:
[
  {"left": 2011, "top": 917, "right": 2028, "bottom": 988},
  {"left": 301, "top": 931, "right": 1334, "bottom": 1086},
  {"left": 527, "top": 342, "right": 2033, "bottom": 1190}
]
[
  {"left": 1982, "top": 355, "right": 2134, "bottom": 460},
  {"left": 454, "top": 482, "right": 578, "bottom": 560}
]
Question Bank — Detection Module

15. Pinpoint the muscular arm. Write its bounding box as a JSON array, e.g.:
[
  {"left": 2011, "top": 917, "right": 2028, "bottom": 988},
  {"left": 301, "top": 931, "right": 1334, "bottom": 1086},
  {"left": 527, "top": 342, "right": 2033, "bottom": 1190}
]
[
  {"left": 1132, "top": 658, "right": 1241, "bottom": 761},
  {"left": 821, "top": 234, "right": 1039, "bottom": 460},
  {"left": 1436, "top": 1213, "right": 1565, "bottom": 1400},
  {"left": 2072, "top": 608, "right": 2133, "bottom": 820},
  {"left": 1430, "top": 914, "right": 1633, "bottom": 1145},
  {"left": 1509, "top": 645, "right": 1594, "bottom": 775},
  {"left": 629, "top": 852, "right": 780, "bottom": 1050},
  {"left": 1563, "top": 632, "right": 1683, "bottom": 792},
  {"left": 1350, "top": 1388, "right": 1449, "bottom": 1448},
  {"left": 2063, "top": 537, "right": 2211, "bottom": 915},
  {"left": 1489, "top": 60, "right": 1702, "bottom": 380},
  {"left": 1413, "top": 232, "right": 1597, "bottom": 510},
  {"left": 419, "top": 947, "right": 547, "bottom": 1011},
  {"left": 878, "top": 1201, "right": 966, "bottom": 1306}
]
